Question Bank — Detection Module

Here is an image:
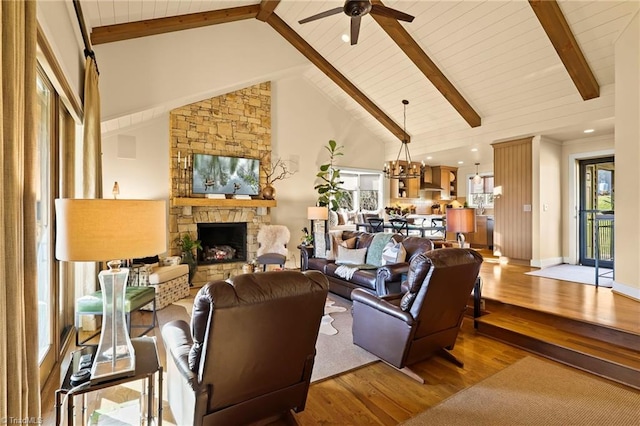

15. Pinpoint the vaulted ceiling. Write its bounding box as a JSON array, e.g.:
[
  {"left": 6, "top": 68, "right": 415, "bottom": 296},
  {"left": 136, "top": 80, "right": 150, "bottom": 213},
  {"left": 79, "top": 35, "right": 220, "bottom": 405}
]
[{"left": 80, "top": 0, "right": 639, "bottom": 165}]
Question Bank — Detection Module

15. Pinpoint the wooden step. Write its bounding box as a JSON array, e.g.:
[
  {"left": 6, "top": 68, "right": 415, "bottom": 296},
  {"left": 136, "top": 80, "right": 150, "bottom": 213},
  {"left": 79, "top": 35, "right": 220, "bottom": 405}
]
[
  {"left": 483, "top": 300, "right": 639, "bottom": 351},
  {"left": 476, "top": 306, "right": 640, "bottom": 390}
]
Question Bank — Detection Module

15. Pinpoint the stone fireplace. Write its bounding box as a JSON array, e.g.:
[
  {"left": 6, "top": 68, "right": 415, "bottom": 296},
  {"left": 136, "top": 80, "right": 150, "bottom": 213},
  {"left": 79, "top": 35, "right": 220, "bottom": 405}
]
[
  {"left": 169, "top": 82, "right": 273, "bottom": 286},
  {"left": 197, "top": 222, "right": 247, "bottom": 264}
]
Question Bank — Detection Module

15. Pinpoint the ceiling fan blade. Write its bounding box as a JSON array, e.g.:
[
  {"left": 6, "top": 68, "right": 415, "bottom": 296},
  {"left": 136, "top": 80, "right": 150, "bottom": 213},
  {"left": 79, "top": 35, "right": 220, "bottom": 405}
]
[
  {"left": 350, "top": 16, "right": 361, "bottom": 45},
  {"left": 370, "top": 4, "right": 415, "bottom": 22},
  {"left": 299, "top": 7, "right": 343, "bottom": 24}
]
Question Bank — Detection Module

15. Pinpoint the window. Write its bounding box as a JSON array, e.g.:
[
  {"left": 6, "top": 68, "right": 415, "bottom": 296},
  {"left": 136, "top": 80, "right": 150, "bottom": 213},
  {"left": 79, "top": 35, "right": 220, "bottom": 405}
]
[
  {"left": 467, "top": 174, "right": 494, "bottom": 208},
  {"left": 36, "top": 65, "right": 76, "bottom": 388},
  {"left": 338, "top": 170, "right": 383, "bottom": 213},
  {"left": 36, "top": 69, "right": 56, "bottom": 376}
]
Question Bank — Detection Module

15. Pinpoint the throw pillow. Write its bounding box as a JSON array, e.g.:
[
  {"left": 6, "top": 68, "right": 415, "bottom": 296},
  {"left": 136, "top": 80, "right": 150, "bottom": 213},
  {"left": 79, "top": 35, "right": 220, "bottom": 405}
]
[
  {"left": 337, "top": 210, "right": 346, "bottom": 225},
  {"left": 381, "top": 240, "right": 407, "bottom": 265},
  {"left": 327, "top": 235, "right": 357, "bottom": 261},
  {"left": 328, "top": 210, "right": 339, "bottom": 227},
  {"left": 336, "top": 246, "right": 367, "bottom": 265}
]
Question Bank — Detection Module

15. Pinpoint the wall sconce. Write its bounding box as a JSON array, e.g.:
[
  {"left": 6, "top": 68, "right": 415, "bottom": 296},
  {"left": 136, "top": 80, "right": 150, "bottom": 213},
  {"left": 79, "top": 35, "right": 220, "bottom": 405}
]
[{"left": 493, "top": 185, "right": 503, "bottom": 198}]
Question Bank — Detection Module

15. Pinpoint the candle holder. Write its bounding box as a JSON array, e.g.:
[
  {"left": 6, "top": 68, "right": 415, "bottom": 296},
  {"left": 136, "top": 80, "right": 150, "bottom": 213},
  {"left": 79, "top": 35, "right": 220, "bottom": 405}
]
[{"left": 176, "top": 153, "right": 192, "bottom": 197}]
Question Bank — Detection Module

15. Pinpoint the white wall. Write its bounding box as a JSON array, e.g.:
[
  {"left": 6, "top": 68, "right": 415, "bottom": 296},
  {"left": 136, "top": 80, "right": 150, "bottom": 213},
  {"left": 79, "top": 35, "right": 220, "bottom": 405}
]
[
  {"left": 101, "top": 115, "right": 170, "bottom": 200},
  {"left": 94, "top": 19, "right": 309, "bottom": 122},
  {"left": 271, "top": 75, "right": 386, "bottom": 253},
  {"left": 614, "top": 11, "right": 640, "bottom": 299},
  {"left": 532, "top": 136, "right": 562, "bottom": 267}
]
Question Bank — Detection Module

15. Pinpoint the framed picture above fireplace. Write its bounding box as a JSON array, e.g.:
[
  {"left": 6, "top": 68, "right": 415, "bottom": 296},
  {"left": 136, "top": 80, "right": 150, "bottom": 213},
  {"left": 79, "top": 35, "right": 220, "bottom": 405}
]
[{"left": 192, "top": 153, "right": 260, "bottom": 196}]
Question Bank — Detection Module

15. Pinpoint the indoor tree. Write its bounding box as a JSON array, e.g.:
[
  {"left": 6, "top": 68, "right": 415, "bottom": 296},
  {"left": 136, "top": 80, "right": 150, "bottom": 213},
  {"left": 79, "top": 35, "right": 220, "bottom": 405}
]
[{"left": 315, "top": 140, "right": 346, "bottom": 211}]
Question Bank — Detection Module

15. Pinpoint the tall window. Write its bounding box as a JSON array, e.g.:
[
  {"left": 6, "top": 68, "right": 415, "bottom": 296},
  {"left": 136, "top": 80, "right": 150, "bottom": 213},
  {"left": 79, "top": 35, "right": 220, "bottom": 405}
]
[
  {"left": 36, "top": 69, "right": 55, "bottom": 374},
  {"left": 339, "top": 170, "right": 383, "bottom": 212},
  {"left": 36, "top": 66, "right": 75, "bottom": 387}
]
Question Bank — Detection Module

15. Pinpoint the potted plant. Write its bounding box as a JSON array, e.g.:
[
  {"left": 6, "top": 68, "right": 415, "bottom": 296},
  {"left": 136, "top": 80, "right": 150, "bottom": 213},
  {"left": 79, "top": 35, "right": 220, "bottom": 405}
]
[
  {"left": 315, "top": 140, "right": 346, "bottom": 211},
  {"left": 301, "top": 227, "right": 314, "bottom": 246},
  {"left": 176, "top": 232, "right": 202, "bottom": 285}
]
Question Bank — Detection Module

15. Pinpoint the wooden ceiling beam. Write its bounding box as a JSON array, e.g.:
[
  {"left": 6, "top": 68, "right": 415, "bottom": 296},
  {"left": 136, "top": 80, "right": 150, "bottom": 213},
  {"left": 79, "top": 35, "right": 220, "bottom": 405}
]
[
  {"left": 91, "top": 5, "right": 260, "bottom": 45},
  {"left": 265, "top": 13, "right": 409, "bottom": 143},
  {"left": 256, "top": 1, "right": 280, "bottom": 22},
  {"left": 529, "top": 0, "right": 599, "bottom": 100},
  {"left": 371, "top": 0, "right": 481, "bottom": 128}
]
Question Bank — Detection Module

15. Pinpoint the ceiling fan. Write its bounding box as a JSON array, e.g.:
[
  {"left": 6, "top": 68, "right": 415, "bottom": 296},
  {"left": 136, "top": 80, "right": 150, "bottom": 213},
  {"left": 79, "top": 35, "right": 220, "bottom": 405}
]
[{"left": 298, "top": 0, "right": 415, "bottom": 45}]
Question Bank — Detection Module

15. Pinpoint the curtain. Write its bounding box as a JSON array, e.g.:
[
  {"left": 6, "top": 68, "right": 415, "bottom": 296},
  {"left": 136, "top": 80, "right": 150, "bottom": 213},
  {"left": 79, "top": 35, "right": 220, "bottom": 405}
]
[
  {"left": 80, "top": 55, "right": 103, "bottom": 326},
  {"left": 82, "top": 55, "right": 102, "bottom": 199},
  {"left": 0, "top": 0, "right": 41, "bottom": 418}
]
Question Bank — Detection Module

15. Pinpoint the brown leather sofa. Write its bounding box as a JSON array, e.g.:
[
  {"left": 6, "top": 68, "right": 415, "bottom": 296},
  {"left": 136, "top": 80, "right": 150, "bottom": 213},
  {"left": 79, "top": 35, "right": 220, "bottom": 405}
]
[
  {"left": 301, "top": 230, "right": 434, "bottom": 299},
  {"left": 351, "top": 248, "right": 483, "bottom": 379},
  {"left": 161, "top": 270, "right": 329, "bottom": 426}
]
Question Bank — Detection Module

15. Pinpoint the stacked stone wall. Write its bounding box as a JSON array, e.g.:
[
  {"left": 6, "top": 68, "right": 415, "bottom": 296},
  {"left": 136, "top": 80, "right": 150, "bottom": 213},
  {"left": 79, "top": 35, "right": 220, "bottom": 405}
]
[{"left": 169, "top": 82, "right": 272, "bottom": 286}]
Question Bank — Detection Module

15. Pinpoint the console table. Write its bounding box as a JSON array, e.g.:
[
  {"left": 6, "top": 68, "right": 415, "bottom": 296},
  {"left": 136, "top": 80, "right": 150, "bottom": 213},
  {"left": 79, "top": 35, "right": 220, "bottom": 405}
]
[{"left": 55, "top": 336, "right": 162, "bottom": 425}]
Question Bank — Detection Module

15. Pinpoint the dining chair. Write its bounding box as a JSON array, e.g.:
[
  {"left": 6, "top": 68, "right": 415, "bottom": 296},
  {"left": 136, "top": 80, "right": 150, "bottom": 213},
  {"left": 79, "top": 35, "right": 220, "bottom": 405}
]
[
  {"left": 389, "top": 218, "right": 409, "bottom": 235},
  {"left": 367, "top": 217, "right": 385, "bottom": 233}
]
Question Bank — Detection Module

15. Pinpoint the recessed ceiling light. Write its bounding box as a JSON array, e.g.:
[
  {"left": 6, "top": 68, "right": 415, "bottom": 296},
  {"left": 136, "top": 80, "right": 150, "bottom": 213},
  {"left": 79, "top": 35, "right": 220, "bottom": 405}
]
[
  {"left": 583, "top": 129, "right": 595, "bottom": 133},
  {"left": 341, "top": 34, "right": 350, "bottom": 43},
  {"left": 458, "top": 161, "right": 464, "bottom": 164},
  {"left": 471, "top": 148, "right": 478, "bottom": 152},
  {"left": 426, "top": 156, "right": 433, "bottom": 160}
]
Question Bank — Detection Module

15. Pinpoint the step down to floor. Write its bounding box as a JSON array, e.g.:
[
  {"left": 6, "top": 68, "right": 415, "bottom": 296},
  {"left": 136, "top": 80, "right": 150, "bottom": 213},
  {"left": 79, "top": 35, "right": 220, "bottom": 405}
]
[{"left": 475, "top": 304, "right": 640, "bottom": 390}]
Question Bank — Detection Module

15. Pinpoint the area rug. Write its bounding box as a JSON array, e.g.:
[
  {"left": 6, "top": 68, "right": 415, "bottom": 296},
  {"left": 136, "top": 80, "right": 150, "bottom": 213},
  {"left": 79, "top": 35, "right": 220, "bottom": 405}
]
[
  {"left": 525, "top": 264, "right": 613, "bottom": 288},
  {"left": 319, "top": 298, "right": 347, "bottom": 336},
  {"left": 156, "top": 294, "right": 377, "bottom": 383},
  {"left": 312, "top": 295, "right": 378, "bottom": 382},
  {"left": 402, "top": 357, "right": 640, "bottom": 425}
]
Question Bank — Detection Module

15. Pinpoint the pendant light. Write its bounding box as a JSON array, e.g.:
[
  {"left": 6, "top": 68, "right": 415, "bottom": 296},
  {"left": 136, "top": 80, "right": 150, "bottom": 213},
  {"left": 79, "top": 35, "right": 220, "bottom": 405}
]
[
  {"left": 472, "top": 163, "right": 483, "bottom": 185},
  {"left": 383, "top": 100, "right": 425, "bottom": 179}
]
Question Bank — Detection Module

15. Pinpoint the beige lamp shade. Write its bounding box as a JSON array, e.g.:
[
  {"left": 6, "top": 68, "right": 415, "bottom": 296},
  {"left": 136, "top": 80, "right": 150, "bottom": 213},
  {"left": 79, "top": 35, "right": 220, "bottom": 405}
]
[
  {"left": 55, "top": 199, "right": 167, "bottom": 261},
  {"left": 307, "top": 206, "right": 328, "bottom": 220},
  {"left": 446, "top": 207, "right": 476, "bottom": 234}
]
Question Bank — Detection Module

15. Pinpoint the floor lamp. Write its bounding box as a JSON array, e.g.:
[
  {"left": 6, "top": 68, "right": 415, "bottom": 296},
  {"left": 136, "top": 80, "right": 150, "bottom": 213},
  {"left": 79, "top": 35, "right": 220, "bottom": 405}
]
[
  {"left": 446, "top": 207, "right": 476, "bottom": 248},
  {"left": 55, "top": 199, "right": 166, "bottom": 383}
]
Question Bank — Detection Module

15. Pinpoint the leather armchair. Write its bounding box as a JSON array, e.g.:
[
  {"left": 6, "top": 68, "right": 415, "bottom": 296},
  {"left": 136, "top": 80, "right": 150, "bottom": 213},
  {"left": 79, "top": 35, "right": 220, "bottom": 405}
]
[
  {"left": 352, "top": 248, "right": 483, "bottom": 380},
  {"left": 162, "top": 270, "right": 329, "bottom": 425}
]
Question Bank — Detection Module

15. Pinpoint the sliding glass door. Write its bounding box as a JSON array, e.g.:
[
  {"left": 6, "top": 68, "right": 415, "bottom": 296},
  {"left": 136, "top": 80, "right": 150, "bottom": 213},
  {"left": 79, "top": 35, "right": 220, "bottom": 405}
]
[{"left": 578, "top": 157, "right": 614, "bottom": 268}]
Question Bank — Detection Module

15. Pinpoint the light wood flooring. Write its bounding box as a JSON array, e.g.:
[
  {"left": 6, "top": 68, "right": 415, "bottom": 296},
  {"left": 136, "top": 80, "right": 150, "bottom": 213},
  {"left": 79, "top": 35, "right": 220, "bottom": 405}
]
[{"left": 41, "top": 254, "right": 640, "bottom": 425}]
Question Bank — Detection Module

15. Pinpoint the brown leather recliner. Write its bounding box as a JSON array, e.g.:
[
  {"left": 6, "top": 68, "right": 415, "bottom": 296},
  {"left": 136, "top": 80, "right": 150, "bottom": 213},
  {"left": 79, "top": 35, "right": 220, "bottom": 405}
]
[
  {"left": 161, "top": 270, "right": 329, "bottom": 425},
  {"left": 351, "top": 248, "right": 483, "bottom": 381}
]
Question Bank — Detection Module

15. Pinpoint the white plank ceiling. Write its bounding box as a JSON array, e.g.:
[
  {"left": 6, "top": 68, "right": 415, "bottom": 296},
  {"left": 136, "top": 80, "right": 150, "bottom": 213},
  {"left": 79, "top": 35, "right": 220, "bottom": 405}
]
[{"left": 81, "top": 0, "right": 639, "bottom": 165}]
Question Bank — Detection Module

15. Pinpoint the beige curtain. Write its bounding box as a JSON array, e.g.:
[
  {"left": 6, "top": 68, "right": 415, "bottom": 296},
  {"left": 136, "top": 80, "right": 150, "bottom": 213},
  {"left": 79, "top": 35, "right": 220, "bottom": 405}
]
[
  {"left": 82, "top": 55, "right": 102, "bottom": 199},
  {"left": 80, "top": 55, "right": 103, "bottom": 326},
  {"left": 0, "top": 0, "right": 41, "bottom": 418}
]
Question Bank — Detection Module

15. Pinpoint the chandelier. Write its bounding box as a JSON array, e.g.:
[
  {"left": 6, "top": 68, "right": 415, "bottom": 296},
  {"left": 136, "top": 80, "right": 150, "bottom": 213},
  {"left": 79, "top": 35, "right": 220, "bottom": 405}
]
[{"left": 383, "top": 100, "right": 425, "bottom": 179}]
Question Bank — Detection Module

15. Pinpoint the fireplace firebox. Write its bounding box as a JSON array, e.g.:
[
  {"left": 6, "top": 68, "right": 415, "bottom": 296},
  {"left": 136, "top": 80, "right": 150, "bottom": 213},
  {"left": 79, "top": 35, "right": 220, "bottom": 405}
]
[{"left": 197, "top": 222, "right": 247, "bottom": 264}]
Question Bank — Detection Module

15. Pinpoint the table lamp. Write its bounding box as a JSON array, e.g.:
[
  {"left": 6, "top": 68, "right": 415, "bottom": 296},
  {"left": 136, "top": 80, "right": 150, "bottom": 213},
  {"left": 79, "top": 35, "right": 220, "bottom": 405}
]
[
  {"left": 446, "top": 207, "right": 476, "bottom": 248},
  {"left": 55, "top": 199, "right": 166, "bottom": 383},
  {"left": 307, "top": 206, "right": 329, "bottom": 247}
]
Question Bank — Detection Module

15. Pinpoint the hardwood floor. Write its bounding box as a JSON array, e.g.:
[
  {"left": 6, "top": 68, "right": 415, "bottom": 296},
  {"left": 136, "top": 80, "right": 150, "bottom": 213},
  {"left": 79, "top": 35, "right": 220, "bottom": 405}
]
[{"left": 41, "top": 255, "right": 639, "bottom": 425}]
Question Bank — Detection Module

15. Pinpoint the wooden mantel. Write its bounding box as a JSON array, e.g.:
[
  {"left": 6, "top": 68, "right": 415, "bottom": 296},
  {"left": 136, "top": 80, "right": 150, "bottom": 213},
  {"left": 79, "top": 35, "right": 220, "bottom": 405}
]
[{"left": 172, "top": 197, "right": 277, "bottom": 208}]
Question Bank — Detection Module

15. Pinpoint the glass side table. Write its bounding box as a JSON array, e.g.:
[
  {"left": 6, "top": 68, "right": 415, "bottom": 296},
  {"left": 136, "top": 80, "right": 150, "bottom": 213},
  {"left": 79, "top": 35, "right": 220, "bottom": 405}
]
[{"left": 55, "top": 336, "right": 162, "bottom": 425}]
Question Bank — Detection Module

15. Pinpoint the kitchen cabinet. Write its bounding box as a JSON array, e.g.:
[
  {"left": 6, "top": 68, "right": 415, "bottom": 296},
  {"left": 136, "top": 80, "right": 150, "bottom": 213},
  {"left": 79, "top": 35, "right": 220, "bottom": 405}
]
[
  {"left": 467, "top": 216, "right": 494, "bottom": 249},
  {"left": 432, "top": 166, "right": 458, "bottom": 200}
]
